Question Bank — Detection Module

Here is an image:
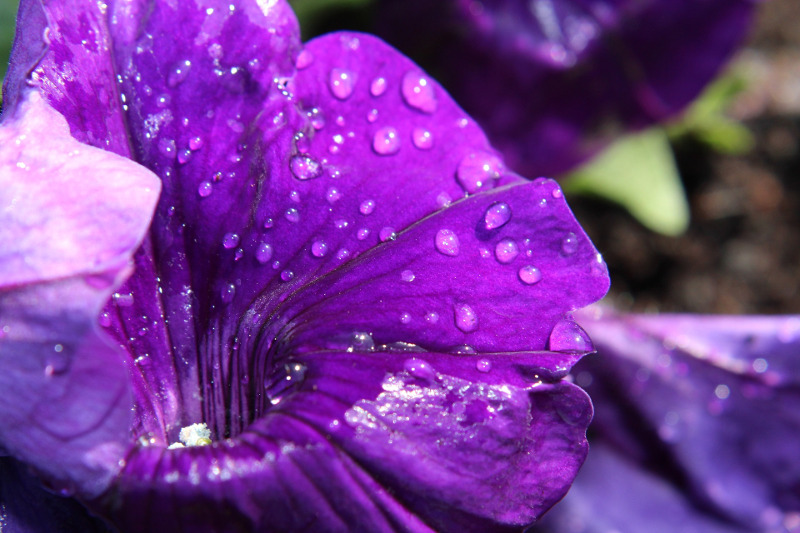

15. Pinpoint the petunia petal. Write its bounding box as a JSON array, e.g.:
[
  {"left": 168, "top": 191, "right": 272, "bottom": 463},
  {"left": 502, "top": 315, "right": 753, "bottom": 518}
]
[
  {"left": 0, "top": 93, "right": 159, "bottom": 498},
  {"left": 0, "top": 457, "right": 113, "bottom": 533},
  {"left": 375, "top": 0, "right": 758, "bottom": 176},
  {"left": 534, "top": 308, "right": 800, "bottom": 532},
  {"left": 109, "top": 349, "right": 592, "bottom": 532}
]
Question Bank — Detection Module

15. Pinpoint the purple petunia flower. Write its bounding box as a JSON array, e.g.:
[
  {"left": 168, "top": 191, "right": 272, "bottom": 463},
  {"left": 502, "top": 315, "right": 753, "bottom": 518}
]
[
  {"left": 375, "top": 0, "right": 759, "bottom": 176},
  {"left": 532, "top": 307, "right": 800, "bottom": 533},
  {"left": 0, "top": 1, "right": 609, "bottom": 531}
]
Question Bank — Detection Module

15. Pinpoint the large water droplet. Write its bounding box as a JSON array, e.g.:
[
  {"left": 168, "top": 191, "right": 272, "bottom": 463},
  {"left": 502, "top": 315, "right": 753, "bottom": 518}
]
[
  {"left": 454, "top": 303, "right": 478, "bottom": 333},
  {"left": 412, "top": 127, "right": 434, "bottom": 150},
  {"left": 222, "top": 232, "right": 239, "bottom": 249},
  {"left": 518, "top": 265, "right": 542, "bottom": 285},
  {"left": 311, "top": 240, "right": 329, "bottom": 257},
  {"left": 197, "top": 181, "right": 213, "bottom": 197},
  {"left": 373, "top": 127, "right": 400, "bottom": 155},
  {"left": 329, "top": 68, "right": 355, "bottom": 99},
  {"left": 495, "top": 238, "right": 519, "bottom": 264},
  {"left": 285, "top": 208, "right": 300, "bottom": 223},
  {"left": 548, "top": 319, "right": 592, "bottom": 353},
  {"left": 401, "top": 270, "right": 415, "bottom": 282},
  {"left": 255, "top": 242, "right": 273, "bottom": 264},
  {"left": 404, "top": 358, "right": 436, "bottom": 381},
  {"left": 435, "top": 229, "right": 460, "bottom": 256},
  {"left": 457, "top": 152, "right": 503, "bottom": 193},
  {"left": 295, "top": 49, "right": 314, "bottom": 69},
  {"left": 370, "top": 76, "right": 387, "bottom": 96},
  {"left": 359, "top": 199, "right": 376, "bottom": 215},
  {"left": 168, "top": 59, "right": 191, "bottom": 87},
  {"left": 484, "top": 202, "right": 512, "bottom": 230},
  {"left": 290, "top": 154, "right": 323, "bottom": 180},
  {"left": 347, "top": 332, "right": 375, "bottom": 352},
  {"left": 401, "top": 70, "right": 437, "bottom": 113},
  {"left": 379, "top": 227, "right": 396, "bottom": 242},
  {"left": 561, "top": 232, "right": 579, "bottom": 255}
]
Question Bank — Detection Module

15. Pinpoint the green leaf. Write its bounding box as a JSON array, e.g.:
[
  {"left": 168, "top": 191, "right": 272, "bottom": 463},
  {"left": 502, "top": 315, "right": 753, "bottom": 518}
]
[
  {"left": 0, "top": 0, "right": 19, "bottom": 82},
  {"left": 563, "top": 129, "right": 690, "bottom": 236}
]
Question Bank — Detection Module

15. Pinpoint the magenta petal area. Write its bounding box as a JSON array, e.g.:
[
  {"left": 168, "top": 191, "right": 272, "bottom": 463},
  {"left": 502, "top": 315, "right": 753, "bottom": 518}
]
[
  {"left": 532, "top": 308, "right": 800, "bottom": 533},
  {"left": 0, "top": 93, "right": 159, "bottom": 499}
]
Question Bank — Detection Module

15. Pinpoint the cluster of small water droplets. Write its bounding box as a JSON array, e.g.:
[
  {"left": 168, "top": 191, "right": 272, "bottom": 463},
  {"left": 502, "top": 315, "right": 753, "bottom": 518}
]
[
  {"left": 434, "top": 229, "right": 460, "bottom": 256},
  {"left": 401, "top": 70, "right": 437, "bottom": 113}
]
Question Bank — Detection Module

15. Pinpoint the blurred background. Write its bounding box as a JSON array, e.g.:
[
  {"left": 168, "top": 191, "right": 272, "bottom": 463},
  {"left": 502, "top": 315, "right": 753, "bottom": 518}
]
[{"left": 1, "top": 0, "right": 797, "bottom": 315}]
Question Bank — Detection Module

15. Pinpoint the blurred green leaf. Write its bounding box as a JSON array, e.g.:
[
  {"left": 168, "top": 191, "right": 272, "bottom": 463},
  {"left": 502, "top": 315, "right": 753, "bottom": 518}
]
[
  {"left": 563, "top": 128, "right": 690, "bottom": 236},
  {"left": 667, "top": 67, "right": 755, "bottom": 154},
  {"left": 289, "top": 0, "right": 373, "bottom": 38},
  {"left": 1, "top": 0, "right": 19, "bottom": 82}
]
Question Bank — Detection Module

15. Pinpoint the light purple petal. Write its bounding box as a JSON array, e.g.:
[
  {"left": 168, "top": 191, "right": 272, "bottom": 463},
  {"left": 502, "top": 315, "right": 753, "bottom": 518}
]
[
  {"left": 376, "top": 0, "right": 758, "bottom": 176},
  {"left": 534, "top": 308, "right": 800, "bottom": 532},
  {"left": 0, "top": 93, "right": 159, "bottom": 498}
]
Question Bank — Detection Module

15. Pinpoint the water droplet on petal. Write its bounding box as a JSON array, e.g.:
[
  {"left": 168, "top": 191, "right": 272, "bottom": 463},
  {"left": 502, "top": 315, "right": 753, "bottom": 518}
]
[
  {"left": 177, "top": 148, "right": 192, "bottom": 164},
  {"left": 221, "top": 283, "right": 236, "bottom": 303},
  {"left": 222, "top": 233, "right": 240, "bottom": 249},
  {"left": 198, "top": 181, "right": 213, "bottom": 197},
  {"left": 366, "top": 109, "right": 379, "bottom": 123},
  {"left": 457, "top": 152, "right": 503, "bottom": 193},
  {"left": 370, "top": 76, "right": 387, "bottom": 96},
  {"left": 357, "top": 228, "right": 370, "bottom": 240},
  {"left": 329, "top": 68, "right": 355, "bottom": 99},
  {"left": 379, "top": 227, "right": 396, "bottom": 242},
  {"left": 518, "top": 265, "right": 542, "bottom": 285},
  {"left": 168, "top": 59, "right": 191, "bottom": 87},
  {"left": 189, "top": 136, "right": 203, "bottom": 150},
  {"left": 401, "top": 70, "right": 437, "bottom": 113},
  {"left": 285, "top": 208, "right": 300, "bottom": 223},
  {"left": 263, "top": 218, "right": 275, "bottom": 229},
  {"left": 400, "top": 312, "right": 412, "bottom": 324},
  {"left": 359, "top": 199, "right": 376, "bottom": 215},
  {"left": 548, "top": 319, "right": 592, "bottom": 353},
  {"left": 484, "top": 202, "right": 512, "bottom": 230},
  {"left": 435, "top": 229, "right": 460, "bottom": 256},
  {"left": 326, "top": 187, "right": 342, "bottom": 204},
  {"left": 336, "top": 248, "right": 350, "bottom": 260},
  {"left": 295, "top": 49, "right": 314, "bottom": 69},
  {"left": 552, "top": 187, "right": 563, "bottom": 199},
  {"left": 494, "top": 239, "right": 519, "bottom": 264},
  {"left": 334, "top": 219, "right": 349, "bottom": 230},
  {"left": 476, "top": 359, "right": 492, "bottom": 373},
  {"left": 255, "top": 242, "right": 273, "bottom": 264},
  {"left": 311, "top": 240, "right": 328, "bottom": 257},
  {"left": 280, "top": 270, "right": 294, "bottom": 281},
  {"left": 411, "top": 127, "right": 434, "bottom": 150},
  {"left": 404, "top": 358, "right": 436, "bottom": 380},
  {"left": 436, "top": 192, "right": 452, "bottom": 208},
  {"left": 401, "top": 270, "right": 415, "bottom": 282},
  {"left": 290, "top": 154, "right": 323, "bottom": 180},
  {"left": 158, "top": 137, "right": 176, "bottom": 158},
  {"left": 373, "top": 127, "right": 400, "bottom": 155},
  {"left": 347, "top": 332, "right": 375, "bottom": 352},
  {"left": 425, "top": 312, "right": 439, "bottom": 324},
  {"left": 454, "top": 303, "right": 478, "bottom": 333},
  {"left": 561, "top": 232, "right": 579, "bottom": 255}
]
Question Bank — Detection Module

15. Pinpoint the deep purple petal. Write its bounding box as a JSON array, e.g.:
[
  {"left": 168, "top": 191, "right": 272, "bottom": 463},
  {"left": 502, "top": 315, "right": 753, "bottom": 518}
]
[
  {"left": 376, "top": 0, "right": 758, "bottom": 176},
  {"left": 538, "top": 308, "right": 800, "bottom": 532},
  {"left": 109, "top": 350, "right": 592, "bottom": 532},
  {"left": 0, "top": 93, "right": 159, "bottom": 497},
  {"left": 0, "top": 457, "right": 113, "bottom": 533},
  {"left": 3, "top": 0, "right": 610, "bottom": 528}
]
